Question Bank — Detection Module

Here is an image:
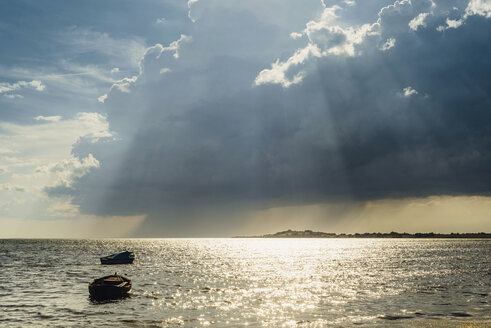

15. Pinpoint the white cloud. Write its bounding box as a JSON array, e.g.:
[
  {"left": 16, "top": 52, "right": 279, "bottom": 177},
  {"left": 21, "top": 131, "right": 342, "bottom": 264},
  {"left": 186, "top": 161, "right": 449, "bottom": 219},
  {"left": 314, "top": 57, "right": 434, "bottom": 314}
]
[
  {"left": 103, "top": 35, "right": 191, "bottom": 101},
  {"left": 35, "top": 115, "right": 62, "bottom": 122},
  {"left": 437, "top": 18, "right": 464, "bottom": 31},
  {"left": 437, "top": 0, "right": 491, "bottom": 31},
  {"left": 111, "top": 75, "right": 138, "bottom": 93},
  {"left": 187, "top": 0, "right": 200, "bottom": 22},
  {"left": 255, "top": 3, "right": 379, "bottom": 87},
  {"left": 160, "top": 67, "right": 171, "bottom": 74},
  {"left": 0, "top": 29, "right": 146, "bottom": 106},
  {"left": 0, "top": 80, "right": 45, "bottom": 94},
  {"left": 409, "top": 12, "right": 431, "bottom": 31},
  {"left": 0, "top": 112, "right": 110, "bottom": 171},
  {"left": 0, "top": 27, "right": 150, "bottom": 129},
  {"left": 256, "top": 0, "right": 466, "bottom": 88},
  {"left": 98, "top": 94, "right": 108, "bottom": 103},
  {"left": 49, "top": 154, "right": 100, "bottom": 189},
  {"left": 307, "top": 25, "right": 357, "bottom": 55},
  {"left": 403, "top": 86, "right": 418, "bottom": 97},
  {"left": 74, "top": 112, "right": 112, "bottom": 141},
  {"left": 0, "top": 112, "right": 111, "bottom": 220},
  {"left": 465, "top": 0, "right": 491, "bottom": 18},
  {"left": 161, "top": 34, "right": 192, "bottom": 59},
  {"left": 380, "top": 37, "right": 396, "bottom": 50},
  {"left": 0, "top": 65, "right": 115, "bottom": 107},
  {"left": 447, "top": 18, "right": 464, "bottom": 28},
  {"left": 29, "top": 80, "right": 45, "bottom": 91},
  {"left": 290, "top": 32, "right": 303, "bottom": 39},
  {"left": 254, "top": 45, "right": 315, "bottom": 87}
]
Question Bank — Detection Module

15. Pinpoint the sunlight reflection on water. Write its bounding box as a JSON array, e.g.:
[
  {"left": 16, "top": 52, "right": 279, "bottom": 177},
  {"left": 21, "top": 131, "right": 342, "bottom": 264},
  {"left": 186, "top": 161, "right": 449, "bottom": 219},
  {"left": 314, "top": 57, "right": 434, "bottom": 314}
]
[{"left": 0, "top": 239, "right": 489, "bottom": 327}]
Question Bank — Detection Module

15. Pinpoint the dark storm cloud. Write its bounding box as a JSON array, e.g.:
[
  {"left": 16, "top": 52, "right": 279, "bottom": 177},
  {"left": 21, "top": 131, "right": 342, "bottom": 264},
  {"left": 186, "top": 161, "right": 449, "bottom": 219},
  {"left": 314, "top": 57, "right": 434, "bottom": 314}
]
[{"left": 53, "top": 0, "right": 491, "bottom": 218}]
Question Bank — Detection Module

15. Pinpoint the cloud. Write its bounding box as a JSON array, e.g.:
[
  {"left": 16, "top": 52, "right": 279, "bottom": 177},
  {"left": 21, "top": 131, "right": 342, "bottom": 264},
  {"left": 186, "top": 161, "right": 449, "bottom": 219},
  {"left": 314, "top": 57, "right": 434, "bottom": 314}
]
[
  {"left": 380, "top": 37, "right": 396, "bottom": 50},
  {"left": 446, "top": 18, "right": 464, "bottom": 28},
  {"left": 160, "top": 67, "right": 171, "bottom": 74},
  {"left": 0, "top": 80, "right": 45, "bottom": 94},
  {"left": 465, "top": 0, "right": 491, "bottom": 18},
  {"left": 109, "top": 76, "right": 138, "bottom": 93},
  {"left": 58, "top": 28, "right": 146, "bottom": 71},
  {"left": 35, "top": 115, "right": 62, "bottom": 122},
  {"left": 98, "top": 34, "right": 191, "bottom": 101},
  {"left": 159, "top": 34, "right": 191, "bottom": 59},
  {"left": 402, "top": 86, "right": 418, "bottom": 96},
  {"left": 0, "top": 26, "right": 149, "bottom": 127},
  {"left": 2, "top": 65, "right": 113, "bottom": 102},
  {"left": 254, "top": 3, "right": 381, "bottom": 87},
  {"left": 187, "top": 0, "right": 200, "bottom": 22},
  {"left": 46, "top": 198, "right": 80, "bottom": 217},
  {"left": 0, "top": 183, "right": 25, "bottom": 192},
  {"left": 55, "top": 0, "right": 491, "bottom": 235},
  {"left": 437, "top": 0, "right": 491, "bottom": 31},
  {"left": 290, "top": 32, "right": 303, "bottom": 39},
  {"left": 97, "top": 94, "right": 108, "bottom": 103},
  {"left": 46, "top": 153, "right": 100, "bottom": 190},
  {"left": 409, "top": 12, "right": 431, "bottom": 30},
  {"left": 73, "top": 112, "right": 112, "bottom": 141},
  {"left": 0, "top": 112, "right": 111, "bottom": 219},
  {"left": 254, "top": 46, "right": 313, "bottom": 87},
  {"left": 437, "top": 18, "right": 464, "bottom": 31}
]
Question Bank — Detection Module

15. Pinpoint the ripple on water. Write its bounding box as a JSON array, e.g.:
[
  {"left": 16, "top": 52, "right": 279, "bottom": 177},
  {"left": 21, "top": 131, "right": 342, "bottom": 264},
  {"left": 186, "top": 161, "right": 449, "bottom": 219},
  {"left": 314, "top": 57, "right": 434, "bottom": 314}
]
[
  {"left": 36, "top": 312, "right": 54, "bottom": 320},
  {"left": 0, "top": 239, "right": 490, "bottom": 327},
  {"left": 450, "top": 312, "right": 473, "bottom": 317},
  {"left": 378, "top": 314, "right": 415, "bottom": 320}
]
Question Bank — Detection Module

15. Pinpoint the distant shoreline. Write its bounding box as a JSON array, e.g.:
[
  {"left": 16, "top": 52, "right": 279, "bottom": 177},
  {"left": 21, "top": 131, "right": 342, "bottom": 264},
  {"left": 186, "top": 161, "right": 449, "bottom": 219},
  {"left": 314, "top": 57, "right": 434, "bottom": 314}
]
[{"left": 234, "top": 229, "right": 491, "bottom": 238}]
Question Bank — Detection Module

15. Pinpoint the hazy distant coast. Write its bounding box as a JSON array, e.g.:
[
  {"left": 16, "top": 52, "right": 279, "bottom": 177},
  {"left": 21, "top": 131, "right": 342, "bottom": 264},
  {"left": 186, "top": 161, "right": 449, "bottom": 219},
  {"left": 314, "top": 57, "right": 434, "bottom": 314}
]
[{"left": 235, "top": 229, "right": 491, "bottom": 238}]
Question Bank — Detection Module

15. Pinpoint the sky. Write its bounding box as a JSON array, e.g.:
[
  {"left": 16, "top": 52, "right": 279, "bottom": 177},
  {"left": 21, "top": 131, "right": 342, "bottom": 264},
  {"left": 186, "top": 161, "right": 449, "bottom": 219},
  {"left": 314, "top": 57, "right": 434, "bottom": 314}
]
[{"left": 1, "top": 0, "right": 490, "bottom": 237}]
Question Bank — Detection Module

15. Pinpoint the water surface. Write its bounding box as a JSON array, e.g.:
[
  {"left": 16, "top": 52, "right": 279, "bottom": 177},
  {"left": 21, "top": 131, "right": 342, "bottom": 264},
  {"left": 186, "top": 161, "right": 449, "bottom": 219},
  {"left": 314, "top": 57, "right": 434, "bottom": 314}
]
[{"left": 0, "top": 239, "right": 489, "bottom": 327}]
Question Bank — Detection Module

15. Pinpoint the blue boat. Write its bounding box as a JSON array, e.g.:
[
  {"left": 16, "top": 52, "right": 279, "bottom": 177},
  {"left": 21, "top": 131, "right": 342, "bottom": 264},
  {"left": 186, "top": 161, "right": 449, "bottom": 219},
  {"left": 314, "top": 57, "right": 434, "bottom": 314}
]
[{"left": 100, "top": 251, "right": 135, "bottom": 264}]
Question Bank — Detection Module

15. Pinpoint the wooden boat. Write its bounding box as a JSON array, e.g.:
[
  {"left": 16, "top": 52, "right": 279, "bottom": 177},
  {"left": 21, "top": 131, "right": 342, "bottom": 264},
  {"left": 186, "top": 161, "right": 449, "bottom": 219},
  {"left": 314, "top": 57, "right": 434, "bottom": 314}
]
[
  {"left": 100, "top": 251, "right": 135, "bottom": 265},
  {"left": 88, "top": 274, "right": 132, "bottom": 300}
]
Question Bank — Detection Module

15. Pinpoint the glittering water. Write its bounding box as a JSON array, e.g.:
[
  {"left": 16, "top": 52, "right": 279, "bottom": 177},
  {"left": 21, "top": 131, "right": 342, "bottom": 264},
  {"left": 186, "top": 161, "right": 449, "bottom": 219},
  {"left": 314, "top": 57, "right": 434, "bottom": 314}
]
[{"left": 0, "top": 239, "right": 489, "bottom": 327}]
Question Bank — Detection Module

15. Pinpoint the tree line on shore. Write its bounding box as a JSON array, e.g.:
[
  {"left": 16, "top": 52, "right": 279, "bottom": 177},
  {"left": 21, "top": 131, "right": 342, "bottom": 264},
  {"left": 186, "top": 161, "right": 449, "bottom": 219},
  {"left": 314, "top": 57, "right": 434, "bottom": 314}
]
[{"left": 235, "top": 229, "right": 491, "bottom": 238}]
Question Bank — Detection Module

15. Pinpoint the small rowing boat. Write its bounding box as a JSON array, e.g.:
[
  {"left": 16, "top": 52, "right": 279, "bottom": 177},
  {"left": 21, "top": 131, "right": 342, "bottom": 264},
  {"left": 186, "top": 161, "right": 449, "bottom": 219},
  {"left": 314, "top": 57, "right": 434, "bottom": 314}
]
[
  {"left": 88, "top": 274, "right": 131, "bottom": 300},
  {"left": 100, "top": 251, "right": 135, "bottom": 265}
]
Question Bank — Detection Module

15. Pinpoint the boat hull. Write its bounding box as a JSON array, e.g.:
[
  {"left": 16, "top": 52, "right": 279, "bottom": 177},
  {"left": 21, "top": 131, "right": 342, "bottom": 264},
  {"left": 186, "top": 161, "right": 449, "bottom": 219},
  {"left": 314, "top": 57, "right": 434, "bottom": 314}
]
[
  {"left": 100, "top": 257, "right": 134, "bottom": 265},
  {"left": 89, "top": 284, "right": 131, "bottom": 300},
  {"left": 88, "top": 275, "right": 132, "bottom": 300},
  {"left": 100, "top": 251, "right": 135, "bottom": 265}
]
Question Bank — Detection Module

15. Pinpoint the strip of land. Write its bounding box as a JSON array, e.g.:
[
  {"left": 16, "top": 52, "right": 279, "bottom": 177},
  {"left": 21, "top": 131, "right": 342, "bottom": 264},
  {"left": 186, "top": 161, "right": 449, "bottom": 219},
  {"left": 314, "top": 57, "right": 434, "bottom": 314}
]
[{"left": 234, "top": 229, "right": 491, "bottom": 238}]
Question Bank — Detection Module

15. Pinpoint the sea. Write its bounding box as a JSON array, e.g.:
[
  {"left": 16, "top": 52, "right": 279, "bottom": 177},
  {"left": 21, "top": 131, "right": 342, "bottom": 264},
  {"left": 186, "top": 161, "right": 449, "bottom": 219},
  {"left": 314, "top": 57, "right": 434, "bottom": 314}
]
[{"left": 0, "top": 239, "right": 489, "bottom": 327}]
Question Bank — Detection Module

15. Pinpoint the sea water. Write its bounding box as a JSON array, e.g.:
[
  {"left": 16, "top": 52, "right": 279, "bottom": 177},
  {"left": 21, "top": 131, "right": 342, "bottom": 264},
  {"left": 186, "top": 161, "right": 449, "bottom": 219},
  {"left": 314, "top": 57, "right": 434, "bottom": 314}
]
[{"left": 0, "top": 239, "right": 489, "bottom": 327}]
